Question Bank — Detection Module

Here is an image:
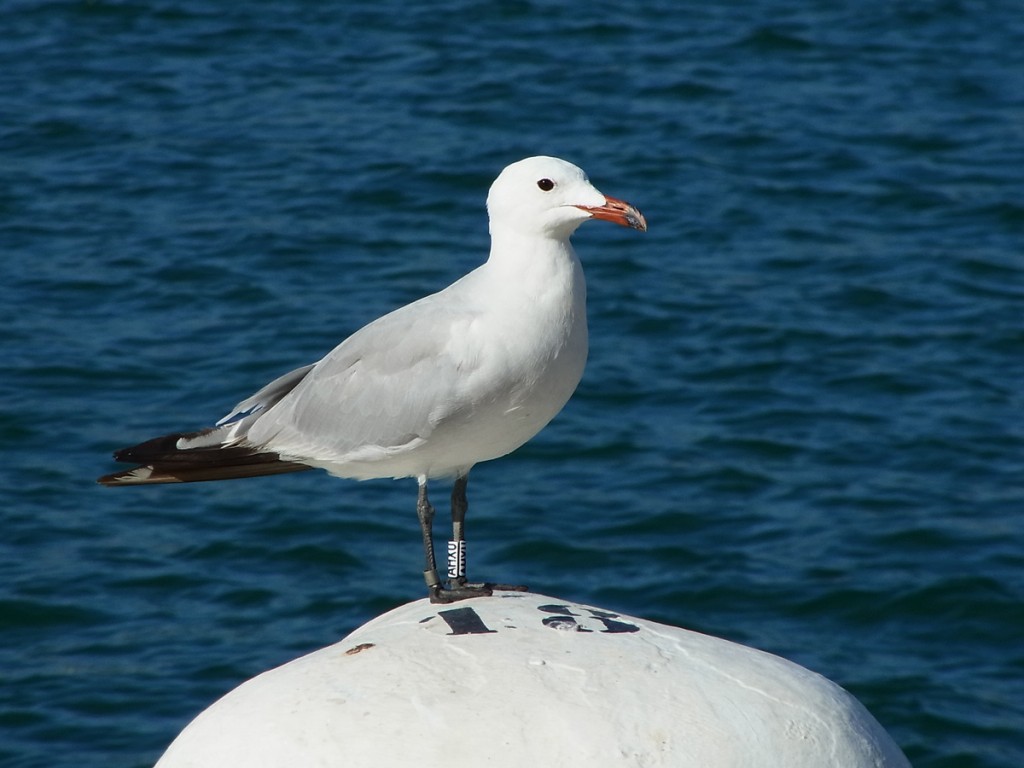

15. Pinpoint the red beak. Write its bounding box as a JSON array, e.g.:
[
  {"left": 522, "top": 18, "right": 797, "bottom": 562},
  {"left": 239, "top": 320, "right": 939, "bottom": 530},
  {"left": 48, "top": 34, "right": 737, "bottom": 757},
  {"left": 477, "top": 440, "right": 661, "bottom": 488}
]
[{"left": 577, "top": 196, "right": 647, "bottom": 232}]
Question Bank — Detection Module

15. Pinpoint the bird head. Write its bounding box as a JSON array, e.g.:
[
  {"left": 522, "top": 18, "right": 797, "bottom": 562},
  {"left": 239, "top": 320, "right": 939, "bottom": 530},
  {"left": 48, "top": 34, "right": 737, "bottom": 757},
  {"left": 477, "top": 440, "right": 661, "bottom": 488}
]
[{"left": 486, "top": 156, "right": 647, "bottom": 240}]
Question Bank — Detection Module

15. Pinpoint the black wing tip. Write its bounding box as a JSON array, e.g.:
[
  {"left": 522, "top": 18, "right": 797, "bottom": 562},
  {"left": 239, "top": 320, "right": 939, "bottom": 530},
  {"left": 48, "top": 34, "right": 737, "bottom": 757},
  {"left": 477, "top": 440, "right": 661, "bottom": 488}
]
[
  {"left": 97, "top": 453, "right": 314, "bottom": 486},
  {"left": 98, "top": 428, "right": 314, "bottom": 486},
  {"left": 111, "top": 429, "right": 214, "bottom": 464},
  {"left": 97, "top": 465, "right": 166, "bottom": 486}
]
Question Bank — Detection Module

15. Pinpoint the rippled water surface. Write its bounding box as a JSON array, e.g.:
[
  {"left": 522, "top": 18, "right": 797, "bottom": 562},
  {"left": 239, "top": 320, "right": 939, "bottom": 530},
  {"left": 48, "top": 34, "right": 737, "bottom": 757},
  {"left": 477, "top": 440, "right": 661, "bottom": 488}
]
[{"left": 2, "top": 2, "right": 1023, "bottom": 766}]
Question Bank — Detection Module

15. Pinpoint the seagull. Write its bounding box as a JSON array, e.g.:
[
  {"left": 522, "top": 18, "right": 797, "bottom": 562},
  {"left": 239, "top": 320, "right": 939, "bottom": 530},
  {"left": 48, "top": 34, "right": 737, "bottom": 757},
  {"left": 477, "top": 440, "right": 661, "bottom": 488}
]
[{"left": 98, "top": 156, "right": 647, "bottom": 603}]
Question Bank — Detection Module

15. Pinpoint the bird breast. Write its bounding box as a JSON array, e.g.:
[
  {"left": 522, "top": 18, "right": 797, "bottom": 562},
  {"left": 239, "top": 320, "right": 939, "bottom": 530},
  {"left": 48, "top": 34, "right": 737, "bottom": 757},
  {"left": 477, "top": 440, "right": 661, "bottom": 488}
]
[{"left": 422, "top": 249, "right": 589, "bottom": 472}]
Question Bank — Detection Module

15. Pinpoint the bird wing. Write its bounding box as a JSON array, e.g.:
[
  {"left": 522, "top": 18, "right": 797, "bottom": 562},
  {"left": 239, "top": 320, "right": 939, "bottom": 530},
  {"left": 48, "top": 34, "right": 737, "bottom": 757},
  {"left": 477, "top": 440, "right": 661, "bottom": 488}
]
[
  {"left": 215, "top": 363, "right": 318, "bottom": 428},
  {"left": 244, "top": 287, "right": 484, "bottom": 464}
]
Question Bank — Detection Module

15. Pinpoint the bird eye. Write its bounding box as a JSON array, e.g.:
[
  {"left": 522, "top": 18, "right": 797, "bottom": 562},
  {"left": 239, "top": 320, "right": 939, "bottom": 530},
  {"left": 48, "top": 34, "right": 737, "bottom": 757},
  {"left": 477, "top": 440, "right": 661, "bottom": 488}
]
[{"left": 537, "top": 178, "right": 555, "bottom": 191}]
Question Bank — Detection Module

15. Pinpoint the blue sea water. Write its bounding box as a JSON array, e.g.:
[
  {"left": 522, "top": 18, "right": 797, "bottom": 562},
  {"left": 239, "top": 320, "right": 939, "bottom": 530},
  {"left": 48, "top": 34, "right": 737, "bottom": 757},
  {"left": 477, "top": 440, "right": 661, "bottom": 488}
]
[{"left": 2, "top": 1, "right": 1023, "bottom": 765}]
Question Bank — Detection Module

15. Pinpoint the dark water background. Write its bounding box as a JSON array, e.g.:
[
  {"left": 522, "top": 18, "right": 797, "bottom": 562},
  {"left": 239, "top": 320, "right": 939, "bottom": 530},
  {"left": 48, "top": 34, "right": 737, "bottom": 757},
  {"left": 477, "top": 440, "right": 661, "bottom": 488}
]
[{"left": 2, "top": 1, "right": 1023, "bottom": 766}]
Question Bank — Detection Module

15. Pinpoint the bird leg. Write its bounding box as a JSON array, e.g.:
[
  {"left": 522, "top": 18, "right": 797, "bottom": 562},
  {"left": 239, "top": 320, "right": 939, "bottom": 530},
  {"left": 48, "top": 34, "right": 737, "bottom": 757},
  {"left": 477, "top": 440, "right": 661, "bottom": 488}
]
[
  {"left": 440, "top": 474, "right": 528, "bottom": 600},
  {"left": 448, "top": 475, "right": 469, "bottom": 588},
  {"left": 418, "top": 477, "right": 491, "bottom": 603},
  {"left": 416, "top": 479, "right": 442, "bottom": 592}
]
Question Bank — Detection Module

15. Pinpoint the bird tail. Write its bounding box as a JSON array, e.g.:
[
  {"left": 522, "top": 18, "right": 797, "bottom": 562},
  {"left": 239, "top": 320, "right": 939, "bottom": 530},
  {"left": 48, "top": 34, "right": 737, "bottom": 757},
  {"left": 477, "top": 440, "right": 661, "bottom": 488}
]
[
  {"left": 99, "top": 362, "right": 317, "bottom": 486},
  {"left": 97, "top": 428, "right": 311, "bottom": 486}
]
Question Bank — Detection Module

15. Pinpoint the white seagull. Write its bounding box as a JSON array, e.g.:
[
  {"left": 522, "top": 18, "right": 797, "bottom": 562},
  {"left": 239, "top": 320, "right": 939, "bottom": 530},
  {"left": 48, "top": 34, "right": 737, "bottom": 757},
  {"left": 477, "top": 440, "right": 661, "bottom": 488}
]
[{"left": 99, "top": 156, "right": 647, "bottom": 602}]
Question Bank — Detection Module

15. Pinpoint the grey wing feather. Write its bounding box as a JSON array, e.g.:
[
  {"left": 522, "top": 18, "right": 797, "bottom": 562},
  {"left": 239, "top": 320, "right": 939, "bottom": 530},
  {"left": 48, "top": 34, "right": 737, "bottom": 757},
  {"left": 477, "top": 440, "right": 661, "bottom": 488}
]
[
  {"left": 216, "top": 363, "right": 317, "bottom": 426},
  {"left": 245, "top": 298, "right": 470, "bottom": 460},
  {"left": 176, "top": 362, "right": 317, "bottom": 451}
]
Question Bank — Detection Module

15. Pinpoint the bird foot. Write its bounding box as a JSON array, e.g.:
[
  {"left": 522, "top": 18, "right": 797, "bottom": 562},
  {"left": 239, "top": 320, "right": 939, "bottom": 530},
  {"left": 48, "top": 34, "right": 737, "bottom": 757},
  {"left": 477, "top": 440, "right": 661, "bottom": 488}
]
[
  {"left": 428, "top": 581, "right": 529, "bottom": 603},
  {"left": 480, "top": 581, "right": 529, "bottom": 593},
  {"left": 429, "top": 583, "right": 492, "bottom": 603}
]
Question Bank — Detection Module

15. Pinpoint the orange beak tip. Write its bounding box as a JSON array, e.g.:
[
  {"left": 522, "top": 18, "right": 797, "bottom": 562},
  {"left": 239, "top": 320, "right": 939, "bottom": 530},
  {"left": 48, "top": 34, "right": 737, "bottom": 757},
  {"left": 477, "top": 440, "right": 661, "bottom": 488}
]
[{"left": 578, "top": 196, "right": 647, "bottom": 232}]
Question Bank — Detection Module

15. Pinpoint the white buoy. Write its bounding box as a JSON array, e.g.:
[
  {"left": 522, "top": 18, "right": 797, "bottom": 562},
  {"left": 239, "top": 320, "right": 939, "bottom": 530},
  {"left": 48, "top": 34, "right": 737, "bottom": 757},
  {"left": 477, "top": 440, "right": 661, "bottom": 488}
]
[{"left": 155, "top": 592, "right": 909, "bottom": 767}]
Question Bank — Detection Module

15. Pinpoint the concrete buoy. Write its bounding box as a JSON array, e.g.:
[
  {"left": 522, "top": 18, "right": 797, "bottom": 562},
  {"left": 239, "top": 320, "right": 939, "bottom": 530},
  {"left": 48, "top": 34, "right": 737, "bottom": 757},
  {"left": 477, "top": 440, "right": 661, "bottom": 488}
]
[{"left": 155, "top": 592, "right": 909, "bottom": 767}]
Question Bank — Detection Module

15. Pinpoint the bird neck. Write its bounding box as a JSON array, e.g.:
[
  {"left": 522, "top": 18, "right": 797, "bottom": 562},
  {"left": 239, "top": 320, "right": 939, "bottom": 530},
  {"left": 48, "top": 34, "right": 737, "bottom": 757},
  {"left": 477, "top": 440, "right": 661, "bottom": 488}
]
[
  {"left": 485, "top": 228, "right": 579, "bottom": 280},
  {"left": 479, "top": 230, "right": 586, "bottom": 326}
]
